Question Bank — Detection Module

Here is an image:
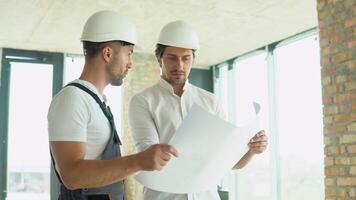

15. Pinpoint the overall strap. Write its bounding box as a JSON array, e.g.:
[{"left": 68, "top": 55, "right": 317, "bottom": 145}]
[
  {"left": 66, "top": 82, "right": 121, "bottom": 144},
  {"left": 67, "top": 83, "right": 104, "bottom": 112},
  {"left": 50, "top": 82, "right": 122, "bottom": 185}
]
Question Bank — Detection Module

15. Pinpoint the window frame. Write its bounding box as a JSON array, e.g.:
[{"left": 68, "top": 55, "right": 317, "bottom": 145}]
[{"left": 212, "top": 27, "right": 322, "bottom": 200}]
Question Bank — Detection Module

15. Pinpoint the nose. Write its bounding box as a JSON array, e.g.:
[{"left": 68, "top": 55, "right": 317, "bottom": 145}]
[
  {"left": 176, "top": 58, "right": 184, "bottom": 70},
  {"left": 127, "top": 56, "right": 133, "bottom": 69},
  {"left": 127, "top": 63, "right": 133, "bottom": 69}
]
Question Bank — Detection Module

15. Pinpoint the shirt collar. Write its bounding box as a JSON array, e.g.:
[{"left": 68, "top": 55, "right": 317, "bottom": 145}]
[{"left": 158, "top": 77, "right": 190, "bottom": 95}]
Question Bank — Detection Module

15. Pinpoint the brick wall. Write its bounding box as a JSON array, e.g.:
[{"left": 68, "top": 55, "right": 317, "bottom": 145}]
[
  {"left": 317, "top": 0, "right": 356, "bottom": 199},
  {"left": 122, "top": 52, "right": 160, "bottom": 200}
]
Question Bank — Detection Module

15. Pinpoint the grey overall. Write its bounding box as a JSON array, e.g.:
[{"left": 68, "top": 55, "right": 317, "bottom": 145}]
[{"left": 51, "top": 82, "right": 124, "bottom": 200}]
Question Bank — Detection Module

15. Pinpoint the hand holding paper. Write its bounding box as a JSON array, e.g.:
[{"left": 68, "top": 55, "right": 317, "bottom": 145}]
[
  {"left": 248, "top": 130, "right": 268, "bottom": 154},
  {"left": 135, "top": 103, "right": 262, "bottom": 193},
  {"left": 136, "top": 144, "right": 179, "bottom": 171}
]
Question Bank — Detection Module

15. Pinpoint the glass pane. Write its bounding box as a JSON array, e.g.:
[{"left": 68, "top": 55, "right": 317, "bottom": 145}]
[
  {"left": 7, "top": 63, "right": 52, "bottom": 200},
  {"left": 215, "top": 64, "right": 229, "bottom": 115},
  {"left": 65, "top": 56, "right": 123, "bottom": 134},
  {"left": 214, "top": 63, "right": 231, "bottom": 192},
  {"left": 64, "top": 56, "right": 84, "bottom": 85},
  {"left": 275, "top": 35, "right": 324, "bottom": 200},
  {"left": 233, "top": 52, "right": 273, "bottom": 200}
]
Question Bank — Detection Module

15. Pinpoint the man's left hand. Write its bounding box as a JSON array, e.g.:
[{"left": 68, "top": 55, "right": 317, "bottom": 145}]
[{"left": 248, "top": 130, "right": 268, "bottom": 154}]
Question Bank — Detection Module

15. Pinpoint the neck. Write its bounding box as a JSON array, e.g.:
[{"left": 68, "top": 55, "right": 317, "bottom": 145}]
[
  {"left": 162, "top": 76, "right": 185, "bottom": 97},
  {"left": 173, "top": 84, "right": 184, "bottom": 97},
  {"left": 79, "top": 61, "right": 107, "bottom": 94}
]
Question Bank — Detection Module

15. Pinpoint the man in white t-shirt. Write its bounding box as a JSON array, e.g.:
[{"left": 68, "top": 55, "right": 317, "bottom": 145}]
[
  {"left": 48, "top": 10, "right": 178, "bottom": 200},
  {"left": 129, "top": 21, "right": 268, "bottom": 200}
]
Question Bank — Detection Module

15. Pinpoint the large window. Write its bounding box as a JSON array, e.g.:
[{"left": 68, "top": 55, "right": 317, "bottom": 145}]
[
  {"left": 214, "top": 30, "right": 324, "bottom": 200},
  {"left": 214, "top": 63, "right": 229, "bottom": 116},
  {"left": 275, "top": 35, "right": 324, "bottom": 200},
  {"left": 0, "top": 49, "right": 64, "bottom": 200},
  {"left": 234, "top": 51, "right": 273, "bottom": 200},
  {"left": 7, "top": 63, "right": 52, "bottom": 200}
]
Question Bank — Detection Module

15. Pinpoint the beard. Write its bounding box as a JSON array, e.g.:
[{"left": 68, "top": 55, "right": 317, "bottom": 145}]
[
  {"left": 170, "top": 77, "right": 186, "bottom": 85},
  {"left": 162, "top": 66, "right": 187, "bottom": 85},
  {"left": 110, "top": 74, "right": 124, "bottom": 86},
  {"left": 168, "top": 70, "right": 187, "bottom": 85},
  {"left": 107, "top": 63, "right": 125, "bottom": 86}
]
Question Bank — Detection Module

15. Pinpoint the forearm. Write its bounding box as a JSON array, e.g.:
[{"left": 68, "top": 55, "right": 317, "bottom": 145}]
[
  {"left": 60, "top": 154, "right": 140, "bottom": 190},
  {"left": 233, "top": 150, "right": 254, "bottom": 169}
]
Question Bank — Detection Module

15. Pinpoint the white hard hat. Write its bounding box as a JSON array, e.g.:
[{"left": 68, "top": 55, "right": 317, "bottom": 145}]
[
  {"left": 157, "top": 20, "right": 199, "bottom": 50},
  {"left": 81, "top": 10, "right": 138, "bottom": 45}
]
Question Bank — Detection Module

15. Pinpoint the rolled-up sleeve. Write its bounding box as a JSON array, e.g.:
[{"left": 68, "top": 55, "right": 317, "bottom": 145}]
[{"left": 129, "top": 94, "right": 160, "bottom": 152}]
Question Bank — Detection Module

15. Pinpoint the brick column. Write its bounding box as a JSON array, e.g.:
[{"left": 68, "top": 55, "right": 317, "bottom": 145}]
[
  {"left": 317, "top": 0, "right": 356, "bottom": 199},
  {"left": 122, "top": 52, "right": 160, "bottom": 200}
]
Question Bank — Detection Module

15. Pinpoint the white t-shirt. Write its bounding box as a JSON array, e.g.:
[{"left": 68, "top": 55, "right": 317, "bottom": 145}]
[
  {"left": 47, "top": 79, "right": 111, "bottom": 160},
  {"left": 129, "top": 78, "right": 225, "bottom": 200}
]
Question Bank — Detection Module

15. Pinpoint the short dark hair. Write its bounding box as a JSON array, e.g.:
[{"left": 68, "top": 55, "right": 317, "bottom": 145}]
[
  {"left": 83, "top": 40, "right": 133, "bottom": 59},
  {"left": 155, "top": 44, "right": 196, "bottom": 59}
]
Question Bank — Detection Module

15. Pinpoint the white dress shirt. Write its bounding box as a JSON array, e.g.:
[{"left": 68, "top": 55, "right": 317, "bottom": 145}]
[{"left": 129, "top": 78, "right": 225, "bottom": 200}]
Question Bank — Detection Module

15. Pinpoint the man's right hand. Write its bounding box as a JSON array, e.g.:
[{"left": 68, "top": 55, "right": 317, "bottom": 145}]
[{"left": 135, "top": 144, "right": 179, "bottom": 171}]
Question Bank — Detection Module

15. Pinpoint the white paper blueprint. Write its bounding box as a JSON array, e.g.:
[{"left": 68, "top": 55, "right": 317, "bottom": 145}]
[{"left": 135, "top": 103, "right": 261, "bottom": 193}]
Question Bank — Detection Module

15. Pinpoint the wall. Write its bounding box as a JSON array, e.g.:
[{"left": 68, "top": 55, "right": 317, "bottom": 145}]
[
  {"left": 317, "top": 0, "right": 356, "bottom": 199},
  {"left": 122, "top": 52, "right": 160, "bottom": 200},
  {"left": 189, "top": 68, "right": 214, "bottom": 93},
  {"left": 0, "top": 48, "right": 2, "bottom": 83}
]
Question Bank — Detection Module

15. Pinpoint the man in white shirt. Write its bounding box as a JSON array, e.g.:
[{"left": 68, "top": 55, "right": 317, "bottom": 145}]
[
  {"left": 48, "top": 11, "right": 178, "bottom": 200},
  {"left": 129, "top": 20, "right": 268, "bottom": 200}
]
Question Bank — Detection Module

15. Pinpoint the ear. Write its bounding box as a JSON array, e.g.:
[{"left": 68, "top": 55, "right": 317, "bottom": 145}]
[
  {"left": 102, "top": 46, "right": 113, "bottom": 63},
  {"left": 156, "top": 56, "right": 163, "bottom": 68}
]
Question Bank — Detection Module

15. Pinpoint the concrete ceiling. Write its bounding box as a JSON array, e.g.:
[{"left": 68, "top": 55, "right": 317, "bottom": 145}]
[{"left": 0, "top": 0, "right": 318, "bottom": 67}]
